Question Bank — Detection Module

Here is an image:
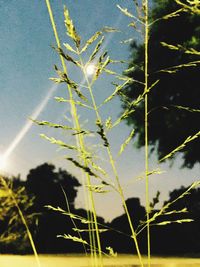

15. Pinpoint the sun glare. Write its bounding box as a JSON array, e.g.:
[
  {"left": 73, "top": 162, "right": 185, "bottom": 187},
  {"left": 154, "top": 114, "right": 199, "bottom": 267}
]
[
  {"left": 85, "top": 63, "right": 96, "bottom": 76},
  {"left": 0, "top": 154, "right": 7, "bottom": 171}
]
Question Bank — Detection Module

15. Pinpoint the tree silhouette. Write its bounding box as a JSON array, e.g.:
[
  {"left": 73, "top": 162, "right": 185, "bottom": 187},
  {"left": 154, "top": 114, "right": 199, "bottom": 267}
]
[
  {"left": 26, "top": 163, "right": 81, "bottom": 212},
  {"left": 150, "top": 185, "right": 200, "bottom": 254},
  {"left": 25, "top": 163, "right": 82, "bottom": 253},
  {"left": 101, "top": 198, "right": 146, "bottom": 253},
  {"left": 122, "top": 0, "right": 200, "bottom": 168}
]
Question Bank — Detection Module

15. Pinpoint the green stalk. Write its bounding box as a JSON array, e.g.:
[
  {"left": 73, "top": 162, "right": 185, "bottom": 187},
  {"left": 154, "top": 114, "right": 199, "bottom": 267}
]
[
  {"left": 45, "top": 1, "right": 102, "bottom": 266},
  {"left": 144, "top": 0, "right": 151, "bottom": 266},
  {"left": 79, "top": 57, "right": 144, "bottom": 267},
  {"left": 106, "top": 150, "right": 144, "bottom": 267},
  {"left": 87, "top": 178, "right": 103, "bottom": 267}
]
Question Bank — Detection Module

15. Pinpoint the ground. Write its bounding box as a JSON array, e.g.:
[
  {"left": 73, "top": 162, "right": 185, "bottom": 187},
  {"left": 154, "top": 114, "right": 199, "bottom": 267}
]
[{"left": 0, "top": 254, "right": 200, "bottom": 267}]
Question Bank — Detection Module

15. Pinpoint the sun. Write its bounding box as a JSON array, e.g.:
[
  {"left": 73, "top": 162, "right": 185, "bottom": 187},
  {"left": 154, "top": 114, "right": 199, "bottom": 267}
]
[
  {"left": 0, "top": 153, "right": 7, "bottom": 170},
  {"left": 85, "top": 63, "right": 96, "bottom": 76}
]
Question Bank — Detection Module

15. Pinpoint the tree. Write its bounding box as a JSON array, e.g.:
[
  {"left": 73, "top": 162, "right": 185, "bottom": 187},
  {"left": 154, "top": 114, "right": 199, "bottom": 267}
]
[
  {"left": 122, "top": 0, "right": 200, "bottom": 167},
  {"left": 101, "top": 198, "right": 146, "bottom": 253},
  {"left": 26, "top": 163, "right": 81, "bottom": 211},
  {"left": 153, "top": 185, "right": 200, "bottom": 254},
  {"left": 25, "top": 163, "right": 82, "bottom": 253}
]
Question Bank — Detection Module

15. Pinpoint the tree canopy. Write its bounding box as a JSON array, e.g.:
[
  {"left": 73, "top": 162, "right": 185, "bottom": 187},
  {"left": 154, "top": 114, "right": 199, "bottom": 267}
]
[
  {"left": 1, "top": 163, "right": 200, "bottom": 254},
  {"left": 0, "top": 163, "right": 82, "bottom": 253},
  {"left": 26, "top": 163, "right": 81, "bottom": 211},
  {"left": 122, "top": 0, "right": 200, "bottom": 168}
]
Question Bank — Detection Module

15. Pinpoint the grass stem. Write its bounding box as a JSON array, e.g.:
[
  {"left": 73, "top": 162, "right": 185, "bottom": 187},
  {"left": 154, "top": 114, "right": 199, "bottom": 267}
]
[
  {"left": 45, "top": 1, "right": 103, "bottom": 266},
  {"left": 144, "top": 0, "right": 151, "bottom": 266}
]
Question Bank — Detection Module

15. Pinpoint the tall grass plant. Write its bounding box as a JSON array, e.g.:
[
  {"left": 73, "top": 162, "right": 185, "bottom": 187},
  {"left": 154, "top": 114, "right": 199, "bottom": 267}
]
[{"left": 31, "top": 1, "right": 200, "bottom": 266}]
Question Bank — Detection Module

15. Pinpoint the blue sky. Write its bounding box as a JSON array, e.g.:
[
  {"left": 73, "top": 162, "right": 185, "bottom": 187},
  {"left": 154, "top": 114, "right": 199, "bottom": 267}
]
[{"left": 0, "top": 0, "right": 199, "bottom": 221}]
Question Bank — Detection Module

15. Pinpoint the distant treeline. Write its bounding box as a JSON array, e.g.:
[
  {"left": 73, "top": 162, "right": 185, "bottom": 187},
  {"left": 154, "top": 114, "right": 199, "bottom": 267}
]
[{"left": 0, "top": 163, "right": 199, "bottom": 255}]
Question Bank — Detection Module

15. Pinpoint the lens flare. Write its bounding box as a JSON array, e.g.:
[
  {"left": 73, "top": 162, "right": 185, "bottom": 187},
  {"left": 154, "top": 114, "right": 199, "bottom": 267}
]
[
  {"left": 0, "top": 14, "right": 122, "bottom": 172},
  {"left": 0, "top": 153, "right": 7, "bottom": 170},
  {"left": 0, "top": 84, "right": 58, "bottom": 170}
]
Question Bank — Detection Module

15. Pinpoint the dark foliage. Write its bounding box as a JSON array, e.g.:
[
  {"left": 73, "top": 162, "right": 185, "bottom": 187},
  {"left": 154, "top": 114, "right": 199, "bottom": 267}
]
[
  {"left": 26, "top": 163, "right": 81, "bottom": 211},
  {"left": 150, "top": 186, "right": 200, "bottom": 255},
  {"left": 101, "top": 189, "right": 200, "bottom": 255},
  {"left": 122, "top": 0, "right": 200, "bottom": 168},
  {"left": 25, "top": 163, "right": 83, "bottom": 253},
  {"left": 1, "top": 163, "right": 200, "bottom": 255},
  {"left": 101, "top": 198, "right": 147, "bottom": 254}
]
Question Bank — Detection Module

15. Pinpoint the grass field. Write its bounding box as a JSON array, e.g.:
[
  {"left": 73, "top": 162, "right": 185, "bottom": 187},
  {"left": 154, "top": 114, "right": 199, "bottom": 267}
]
[{"left": 0, "top": 255, "right": 200, "bottom": 267}]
